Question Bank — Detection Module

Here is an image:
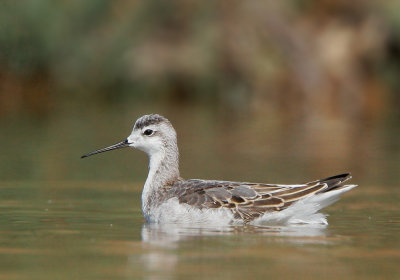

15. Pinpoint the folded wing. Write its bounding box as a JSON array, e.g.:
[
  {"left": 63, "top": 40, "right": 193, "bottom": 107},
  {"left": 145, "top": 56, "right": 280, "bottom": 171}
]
[{"left": 167, "top": 173, "right": 352, "bottom": 223}]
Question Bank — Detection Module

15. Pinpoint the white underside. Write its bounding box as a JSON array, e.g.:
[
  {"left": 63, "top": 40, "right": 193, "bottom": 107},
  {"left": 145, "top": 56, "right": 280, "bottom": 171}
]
[{"left": 144, "top": 184, "right": 357, "bottom": 225}]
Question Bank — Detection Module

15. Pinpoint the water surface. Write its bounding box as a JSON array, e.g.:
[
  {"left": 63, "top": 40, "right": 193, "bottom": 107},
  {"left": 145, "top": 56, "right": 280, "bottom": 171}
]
[{"left": 1, "top": 181, "right": 399, "bottom": 280}]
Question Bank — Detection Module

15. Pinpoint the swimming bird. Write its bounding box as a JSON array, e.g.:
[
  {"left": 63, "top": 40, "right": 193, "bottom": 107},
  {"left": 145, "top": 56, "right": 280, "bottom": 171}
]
[{"left": 81, "top": 114, "right": 356, "bottom": 225}]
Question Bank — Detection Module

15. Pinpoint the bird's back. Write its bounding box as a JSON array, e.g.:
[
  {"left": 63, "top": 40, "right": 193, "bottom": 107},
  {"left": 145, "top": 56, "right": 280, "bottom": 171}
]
[{"left": 159, "top": 173, "right": 356, "bottom": 224}]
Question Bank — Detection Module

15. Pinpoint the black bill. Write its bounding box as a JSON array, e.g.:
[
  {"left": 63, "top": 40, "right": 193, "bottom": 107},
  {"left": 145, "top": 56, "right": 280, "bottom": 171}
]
[{"left": 81, "top": 139, "right": 129, "bottom": 158}]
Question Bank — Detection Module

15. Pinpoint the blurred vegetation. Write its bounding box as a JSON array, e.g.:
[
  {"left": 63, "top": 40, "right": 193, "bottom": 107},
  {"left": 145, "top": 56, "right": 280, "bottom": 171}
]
[
  {"left": 1, "top": 0, "right": 400, "bottom": 120},
  {"left": 0, "top": 0, "right": 399, "bottom": 183}
]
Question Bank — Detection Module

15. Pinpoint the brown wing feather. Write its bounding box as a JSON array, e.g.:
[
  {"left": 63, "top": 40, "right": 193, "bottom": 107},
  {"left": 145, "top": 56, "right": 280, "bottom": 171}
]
[{"left": 167, "top": 173, "right": 351, "bottom": 223}]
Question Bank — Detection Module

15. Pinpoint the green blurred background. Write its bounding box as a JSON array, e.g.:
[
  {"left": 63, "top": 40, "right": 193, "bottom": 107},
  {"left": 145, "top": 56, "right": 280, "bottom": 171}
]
[{"left": 1, "top": 0, "right": 399, "bottom": 185}]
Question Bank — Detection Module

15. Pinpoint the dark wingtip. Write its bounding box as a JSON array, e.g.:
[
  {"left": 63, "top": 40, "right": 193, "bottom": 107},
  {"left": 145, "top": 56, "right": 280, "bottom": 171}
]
[
  {"left": 319, "top": 173, "right": 353, "bottom": 192},
  {"left": 81, "top": 154, "right": 87, "bottom": 159},
  {"left": 307, "top": 172, "right": 352, "bottom": 185},
  {"left": 321, "top": 173, "right": 351, "bottom": 181}
]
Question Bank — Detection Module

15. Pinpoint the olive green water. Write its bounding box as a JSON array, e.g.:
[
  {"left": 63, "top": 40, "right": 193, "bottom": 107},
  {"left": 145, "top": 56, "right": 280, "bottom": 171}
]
[
  {"left": 1, "top": 181, "right": 399, "bottom": 280},
  {"left": 1, "top": 110, "right": 400, "bottom": 279}
]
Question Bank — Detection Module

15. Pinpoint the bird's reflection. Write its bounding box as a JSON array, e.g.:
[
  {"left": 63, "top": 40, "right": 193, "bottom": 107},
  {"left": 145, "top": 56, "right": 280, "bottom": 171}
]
[
  {"left": 135, "top": 223, "right": 330, "bottom": 279},
  {"left": 141, "top": 222, "right": 329, "bottom": 247}
]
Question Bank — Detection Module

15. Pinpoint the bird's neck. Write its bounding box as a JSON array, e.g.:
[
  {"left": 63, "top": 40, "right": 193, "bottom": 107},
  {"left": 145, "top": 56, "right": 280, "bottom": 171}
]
[{"left": 142, "top": 143, "right": 180, "bottom": 216}]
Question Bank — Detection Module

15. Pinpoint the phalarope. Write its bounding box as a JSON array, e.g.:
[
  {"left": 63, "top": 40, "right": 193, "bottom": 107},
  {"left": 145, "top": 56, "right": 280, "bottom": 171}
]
[{"left": 82, "top": 114, "right": 357, "bottom": 225}]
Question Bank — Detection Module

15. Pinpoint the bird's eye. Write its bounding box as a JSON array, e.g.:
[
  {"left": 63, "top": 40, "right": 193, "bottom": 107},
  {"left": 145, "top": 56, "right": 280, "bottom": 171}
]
[{"left": 143, "top": 129, "right": 154, "bottom": 136}]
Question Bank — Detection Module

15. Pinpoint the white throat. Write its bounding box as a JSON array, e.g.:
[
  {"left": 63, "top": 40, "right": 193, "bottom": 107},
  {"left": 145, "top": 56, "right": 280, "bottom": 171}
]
[{"left": 141, "top": 143, "right": 180, "bottom": 217}]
